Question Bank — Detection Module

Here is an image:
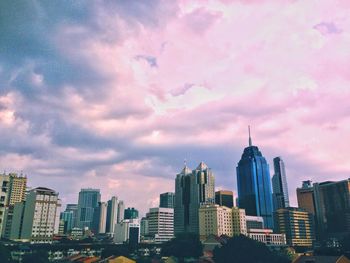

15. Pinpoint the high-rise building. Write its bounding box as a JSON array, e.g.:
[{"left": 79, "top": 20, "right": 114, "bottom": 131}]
[
  {"left": 215, "top": 190, "right": 234, "bottom": 208},
  {"left": 274, "top": 207, "right": 315, "bottom": 247},
  {"left": 77, "top": 188, "right": 101, "bottom": 229},
  {"left": 98, "top": 202, "right": 107, "bottom": 234},
  {"left": 160, "top": 192, "right": 175, "bottom": 208},
  {"left": 65, "top": 204, "right": 78, "bottom": 228},
  {"left": 272, "top": 157, "right": 289, "bottom": 210},
  {"left": 124, "top": 207, "right": 139, "bottom": 220},
  {"left": 11, "top": 187, "right": 61, "bottom": 243},
  {"left": 296, "top": 181, "right": 316, "bottom": 215},
  {"left": 106, "top": 196, "right": 119, "bottom": 234},
  {"left": 174, "top": 162, "right": 215, "bottom": 235},
  {"left": 313, "top": 179, "right": 350, "bottom": 239},
  {"left": 114, "top": 219, "right": 140, "bottom": 247},
  {"left": 140, "top": 217, "right": 149, "bottom": 237},
  {"left": 236, "top": 127, "right": 274, "bottom": 228},
  {"left": 232, "top": 206, "right": 247, "bottom": 236},
  {"left": 199, "top": 204, "right": 233, "bottom": 240},
  {"left": 198, "top": 204, "right": 247, "bottom": 241},
  {"left": 1, "top": 173, "right": 27, "bottom": 238},
  {"left": 117, "top": 200, "right": 125, "bottom": 223},
  {"left": 60, "top": 210, "right": 74, "bottom": 234},
  {"left": 146, "top": 207, "right": 174, "bottom": 243}
]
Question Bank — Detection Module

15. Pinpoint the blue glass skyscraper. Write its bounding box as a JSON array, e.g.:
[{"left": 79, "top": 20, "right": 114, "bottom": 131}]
[{"left": 236, "top": 127, "right": 274, "bottom": 228}]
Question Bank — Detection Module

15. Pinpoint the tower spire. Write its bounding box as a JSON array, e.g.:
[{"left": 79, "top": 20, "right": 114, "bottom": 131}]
[{"left": 248, "top": 125, "right": 252, "bottom": 146}]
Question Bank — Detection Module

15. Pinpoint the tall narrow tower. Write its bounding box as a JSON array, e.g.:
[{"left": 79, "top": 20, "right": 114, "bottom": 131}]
[
  {"left": 236, "top": 127, "right": 274, "bottom": 228},
  {"left": 272, "top": 157, "right": 290, "bottom": 210}
]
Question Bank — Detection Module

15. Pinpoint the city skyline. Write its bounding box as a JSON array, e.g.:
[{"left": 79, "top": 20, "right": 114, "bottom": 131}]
[{"left": 1, "top": 0, "right": 350, "bottom": 216}]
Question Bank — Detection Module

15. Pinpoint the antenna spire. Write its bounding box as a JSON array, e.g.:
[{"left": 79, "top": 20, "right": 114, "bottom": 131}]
[{"left": 248, "top": 125, "right": 252, "bottom": 146}]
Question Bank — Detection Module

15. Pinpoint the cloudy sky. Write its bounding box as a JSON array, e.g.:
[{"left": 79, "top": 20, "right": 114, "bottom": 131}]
[{"left": 1, "top": 0, "right": 350, "bottom": 215}]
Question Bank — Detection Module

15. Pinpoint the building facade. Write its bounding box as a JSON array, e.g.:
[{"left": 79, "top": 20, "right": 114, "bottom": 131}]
[
  {"left": 296, "top": 181, "right": 316, "bottom": 216},
  {"left": 146, "top": 207, "right": 174, "bottom": 243},
  {"left": 60, "top": 210, "right": 74, "bottom": 234},
  {"left": 65, "top": 204, "right": 78, "bottom": 228},
  {"left": 11, "top": 187, "right": 61, "bottom": 243},
  {"left": 77, "top": 188, "right": 101, "bottom": 229},
  {"left": 274, "top": 207, "right": 314, "bottom": 247},
  {"left": 106, "top": 196, "right": 119, "bottom": 234},
  {"left": 215, "top": 190, "right": 234, "bottom": 208},
  {"left": 124, "top": 207, "right": 139, "bottom": 220},
  {"left": 248, "top": 228, "right": 286, "bottom": 246},
  {"left": 272, "top": 157, "right": 290, "bottom": 211},
  {"left": 232, "top": 206, "right": 247, "bottom": 236},
  {"left": 246, "top": 215, "right": 264, "bottom": 231},
  {"left": 117, "top": 200, "right": 125, "bottom": 224},
  {"left": 236, "top": 130, "right": 274, "bottom": 228},
  {"left": 160, "top": 192, "right": 175, "bottom": 208},
  {"left": 174, "top": 162, "right": 215, "bottom": 235},
  {"left": 313, "top": 179, "right": 350, "bottom": 240},
  {"left": 114, "top": 219, "right": 140, "bottom": 246}
]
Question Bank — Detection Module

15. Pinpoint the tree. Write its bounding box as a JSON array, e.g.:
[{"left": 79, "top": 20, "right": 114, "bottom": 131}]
[
  {"left": 213, "top": 235, "right": 290, "bottom": 263},
  {"left": 161, "top": 233, "right": 203, "bottom": 261},
  {"left": 101, "top": 244, "right": 130, "bottom": 258}
]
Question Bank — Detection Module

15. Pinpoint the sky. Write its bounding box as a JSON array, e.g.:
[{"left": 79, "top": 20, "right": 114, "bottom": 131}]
[{"left": 1, "top": 0, "right": 350, "bottom": 216}]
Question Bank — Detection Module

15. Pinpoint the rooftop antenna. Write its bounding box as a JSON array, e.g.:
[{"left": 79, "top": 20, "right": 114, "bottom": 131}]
[{"left": 248, "top": 125, "right": 252, "bottom": 147}]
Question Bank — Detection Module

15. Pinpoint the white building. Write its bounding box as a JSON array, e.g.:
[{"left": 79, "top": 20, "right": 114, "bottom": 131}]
[
  {"left": 248, "top": 228, "right": 286, "bottom": 246},
  {"left": 232, "top": 206, "right": 247, "bottom": 236},
  {"left": 117, "top": 200, "right": 125, "bottom": 223},
  {"left": 114, "top": 219, "right": 140, "bottom": 244},
  {"left": 98, "top": 202, "right": 107, "bottom": 233},
  {"left": 146, "top": 207, "right": 174, "bottom": 243},
  {"left": 11, "top": 187, "right": 61, "bottom": 243}
]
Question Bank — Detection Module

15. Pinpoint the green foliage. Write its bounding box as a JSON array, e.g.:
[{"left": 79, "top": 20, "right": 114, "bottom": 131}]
[
  {"left": 0, "top": 244, "right": 12, "bottom": 263},
  {"left": 161, "top": 233, "right": 203, "bottom": 259},
  {"left": 213, "top": 235, "right": 290, "bottom": 263}
]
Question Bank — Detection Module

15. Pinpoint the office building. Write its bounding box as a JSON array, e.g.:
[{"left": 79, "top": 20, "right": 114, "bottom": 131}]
[
  {"left": 1, "top": 173, "right": 27, "bottom": 238},
  {"left": 140, "top": 217, "right": 149, "bottom": 237},
  {"left": 296, "top": 181, "right": 316, "bottom": 215},
  {"left": 215, "top": 190, "right": 234, "bottom": 208},
  {"left": 98, "top": 202, "right": 107, "bottom": 233},
  {"left": 248, "top": 228, "right": 286, "bottom": 246},
  {"left": 77, "top": 188, "right": 101, "bottom": 229},
  {"left": 106, "top": 196, "right": 119, "bottom": 234},
  {"left": 65, "top": 204, "right": 78, "bottom": 228},
  {"left": 272, "top": 157, "right": 290, "bottom": 210},
  {"left": 232, "top": 206, "right": 247, "bottom": 236},
  {"left": 114, "top": 219, "right": 140, "bottom": 246},
  {"left": 274, "top": 207, "right": 314, "bottom": 247},
  {"left": 236, "top": 127, "right": 274, "bottom": 228},
  {"left": 60, "top": 210, "right": 74, "bottom": 234},
  {"left": 246, "top": 215, "right": 264, "bottom": 231},
  {"left": 146, "top": 207, "right": 174, "bottom": 243},
  {"left": 160, "top": 192, "right": 175, "bottom": 208},
  {"left": 174, "top": 162, "right": 215, "bottom": 235},
  {"left": 124, "top": 207, "right": 139, "bottom": 220},
  {"left": 117, "top": 200, "right": 125, "bottom": 223},
  {"left": 313, "top": 179, "right": 350, "bottom": 239},
  {"left": 199, "top": 204, "right": 233, "bottom": 240},
  {"left": 11, "top": 187, "right": 61, "bottom": 243}
]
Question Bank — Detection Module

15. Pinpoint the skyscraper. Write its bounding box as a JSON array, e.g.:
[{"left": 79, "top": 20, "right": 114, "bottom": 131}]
[
  {"left": 272, "top": 157, "right": 290, "bottom": 210},
  {"left": 296, "top": 180, "right": 316, "bottom": 215},
  {"left": 65, "top": 204, "right": 78, "bottom": 228},
  {"left": 106, "top": 196, "right": 119, "bottom": 234},
  {"left": 160, "top": 192, "right": 175, "bottom": 208},
  {"left": 77, "top": 188, "right": 101, "bottom": 229},
  {"left": 313, "top": 179, "right": 350, "bottom": 239},
  {"left": 60, "top": 210, "right": 74, "bottom": 234},
  {"left": 236, "top": 127, "right": 274, "bottom": 228},
  {"left": 117, "top": 200, "right": 125, "bottom": 223},
  {"left": 174, "top": 162, "right": 215, "bottom": 235},
  {"left": 215, "top": 190, "right": 234, "bottom": 208}
]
